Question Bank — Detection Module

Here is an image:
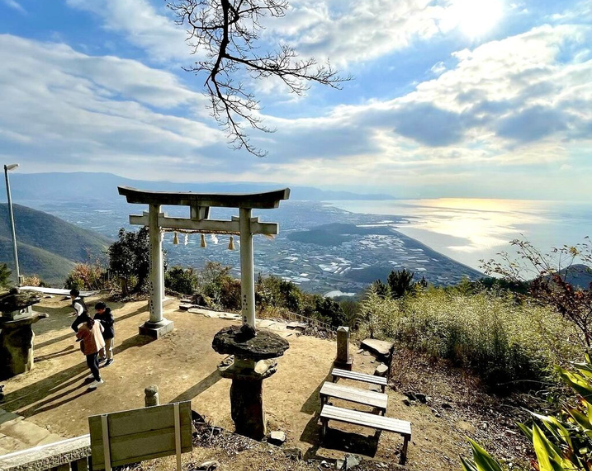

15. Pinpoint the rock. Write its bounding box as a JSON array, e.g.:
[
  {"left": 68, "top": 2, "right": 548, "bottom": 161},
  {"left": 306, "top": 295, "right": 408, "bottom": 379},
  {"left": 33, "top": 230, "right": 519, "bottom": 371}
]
[
  {"left": 195, "top": 460, "right": 220, "bottom": 470},
  {"left": 361, "top": 339, "right": 394, "bottom": 358},
  {"left": 321, "top": 460, "right": 331, "bottom": 468},
  {"left": 269, "top": 430, "right": 286, "bottom": 445},
  {"left": 287, "top": 321, "right": 308, "bottom": 330},
  {"left": 191, "top": 409, "right": 206, "bottom": 424},
  {"left": 336, "top": 459, "right": 344, "bottom": 470},
  {"left": 374, "top": 363, "right": 389, "bottom": 377},
  {"left": 283, "top": 448, "right": 302, "bottom": 461},
  {"left": 343, "top": 453, "right": 361, "bottom": 470}
]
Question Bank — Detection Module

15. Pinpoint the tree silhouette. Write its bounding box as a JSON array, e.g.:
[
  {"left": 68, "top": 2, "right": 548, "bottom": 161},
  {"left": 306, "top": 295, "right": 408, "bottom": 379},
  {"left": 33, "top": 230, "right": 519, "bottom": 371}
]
[{"left": 168, "top": 0, "right": 351, "bottom": 156}]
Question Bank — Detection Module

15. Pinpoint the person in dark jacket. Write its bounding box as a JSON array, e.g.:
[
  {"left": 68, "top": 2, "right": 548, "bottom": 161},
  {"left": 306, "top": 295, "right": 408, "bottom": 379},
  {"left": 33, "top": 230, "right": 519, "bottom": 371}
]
[
  {"left": 94, "top": 302, "right": 115, "bottom": 367},
  {"left": 70, "top": 288, "right": 88, "bottom": 333},
  {"left": 76, "top": 312, "right": 105, "bottom": 390}
]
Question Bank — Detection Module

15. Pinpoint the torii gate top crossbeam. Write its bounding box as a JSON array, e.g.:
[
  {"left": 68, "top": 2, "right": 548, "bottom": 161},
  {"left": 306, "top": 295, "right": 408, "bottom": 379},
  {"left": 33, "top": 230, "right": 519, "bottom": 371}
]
[{"left": 118, "top": 186, "right": 290, "bottom": 209}]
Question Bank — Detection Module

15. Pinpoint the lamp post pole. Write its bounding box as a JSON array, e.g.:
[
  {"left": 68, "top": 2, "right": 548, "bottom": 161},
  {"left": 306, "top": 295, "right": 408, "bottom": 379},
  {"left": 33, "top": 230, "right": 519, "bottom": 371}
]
[{"left": 4, "top": 164, "right": 20, "bottom": 286}]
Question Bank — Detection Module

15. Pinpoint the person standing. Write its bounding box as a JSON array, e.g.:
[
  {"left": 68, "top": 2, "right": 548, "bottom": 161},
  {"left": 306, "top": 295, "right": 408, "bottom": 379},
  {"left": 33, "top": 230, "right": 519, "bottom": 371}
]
[
  {"left": 94, "top": 302, "right": 115, "bottom": 367},
  {"left": 76, "top": 312, "right": 105, "bottom": 390},
  {"left": 69, "top": 288, "right": 88, "bottom": 333}
]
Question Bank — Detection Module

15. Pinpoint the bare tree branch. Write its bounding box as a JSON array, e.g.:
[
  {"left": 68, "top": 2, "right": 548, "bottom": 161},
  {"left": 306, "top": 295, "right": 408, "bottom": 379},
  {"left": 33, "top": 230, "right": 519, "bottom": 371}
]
[{"left": 167, "top": 0, "right": 352, "bottom": 157}]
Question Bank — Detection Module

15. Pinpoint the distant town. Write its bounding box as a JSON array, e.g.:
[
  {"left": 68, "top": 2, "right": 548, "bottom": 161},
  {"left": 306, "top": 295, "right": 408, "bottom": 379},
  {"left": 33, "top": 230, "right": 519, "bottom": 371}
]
[{"left": 23, "top": 199, "right": 483, "bottom": 296}]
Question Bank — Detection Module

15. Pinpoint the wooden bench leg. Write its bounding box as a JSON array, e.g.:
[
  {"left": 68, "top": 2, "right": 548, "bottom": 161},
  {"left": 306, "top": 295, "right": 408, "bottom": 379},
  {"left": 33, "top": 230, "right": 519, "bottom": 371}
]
[
  {"left": 72, "top": 457, "right": 89, "bottom": 471},
  {"left": 321, "top": 418, "right": 328, "bottom": 441},
  {"left": 400, "top": 435, "right": 410, "bottom": 465}
]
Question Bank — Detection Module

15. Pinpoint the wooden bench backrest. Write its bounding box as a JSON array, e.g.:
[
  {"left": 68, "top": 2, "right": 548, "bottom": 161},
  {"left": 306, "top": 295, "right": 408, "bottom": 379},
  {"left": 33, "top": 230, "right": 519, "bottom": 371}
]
[{"left": 88, "top": 401, "right": 192, "bottom": 470}]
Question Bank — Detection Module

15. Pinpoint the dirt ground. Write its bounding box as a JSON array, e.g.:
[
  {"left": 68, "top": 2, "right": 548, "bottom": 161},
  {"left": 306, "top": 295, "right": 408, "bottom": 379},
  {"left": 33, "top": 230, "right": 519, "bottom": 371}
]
[{"left": 1, "top": 296, "right": 532, "bottom": 470}]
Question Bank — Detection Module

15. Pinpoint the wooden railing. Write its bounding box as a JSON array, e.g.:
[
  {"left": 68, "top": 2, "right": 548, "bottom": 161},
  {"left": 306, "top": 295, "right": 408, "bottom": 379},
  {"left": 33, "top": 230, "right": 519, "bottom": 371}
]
[{"left": 0, "top": 435, "right": 90, "bottom": 471}]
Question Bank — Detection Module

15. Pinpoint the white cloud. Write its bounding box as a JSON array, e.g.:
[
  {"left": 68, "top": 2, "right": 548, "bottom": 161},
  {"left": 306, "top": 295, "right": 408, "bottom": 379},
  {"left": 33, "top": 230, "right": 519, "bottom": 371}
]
[
  {"left": 242, "top": 24, "right": 592, "bottom": 194},
  {"left": 2, "top": 0, "right": 25, "bottom": 14},
  {"left": 266, "top": 0, "right": 456, "bottom": 67},
  {"left": 0, "top": 35, "right": 225, "bottom": 175},
  {"left": 65, "top": 0, "right": 188, "bottom": 61}
]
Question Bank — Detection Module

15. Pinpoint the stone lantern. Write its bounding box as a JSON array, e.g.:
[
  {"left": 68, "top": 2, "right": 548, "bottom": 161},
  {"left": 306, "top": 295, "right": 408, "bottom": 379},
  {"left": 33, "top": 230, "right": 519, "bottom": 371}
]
[
  {"left": 0, "top": 288, "right": 48, "bottom": 380},
  {"left": 213, "top": 325, "right": 289, "bottom": 440}
]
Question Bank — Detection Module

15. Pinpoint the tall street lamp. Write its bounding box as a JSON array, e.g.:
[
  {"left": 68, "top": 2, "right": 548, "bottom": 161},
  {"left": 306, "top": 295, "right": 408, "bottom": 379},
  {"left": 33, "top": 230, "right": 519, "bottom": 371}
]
[{"left": 4, "top": 163, "right": 20, "bottom": 286}]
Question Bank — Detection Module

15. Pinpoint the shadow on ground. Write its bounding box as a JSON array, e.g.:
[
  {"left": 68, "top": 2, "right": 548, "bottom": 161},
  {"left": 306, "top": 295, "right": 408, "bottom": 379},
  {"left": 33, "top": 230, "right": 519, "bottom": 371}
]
[
  {"left": 34, "top": 305, "right": 148, "bottom": 351},
  {"left": 169, "top": 369, "right": 222, "bottom": 403},
  {"left": 3, "top": 334, "right": 153, "bottom": 416}
]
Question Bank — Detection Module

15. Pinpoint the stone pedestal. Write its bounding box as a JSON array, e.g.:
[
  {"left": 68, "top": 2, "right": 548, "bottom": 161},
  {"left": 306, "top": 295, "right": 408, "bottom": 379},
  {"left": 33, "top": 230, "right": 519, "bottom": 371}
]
[
  {"left": 0, "top": 289, "right": 48, "bottom": 380},
  {"left": 213, "top": 325, "right": 289, "bottom": 440},
  {"left": 139, "top": 319, "right": 174, "bottom": 339},
  {"left": 0, "top": 313, "right": 48, "bottom": 380},
  {"left": 334, "top": 326, "right": 353, "bottom": 370}
]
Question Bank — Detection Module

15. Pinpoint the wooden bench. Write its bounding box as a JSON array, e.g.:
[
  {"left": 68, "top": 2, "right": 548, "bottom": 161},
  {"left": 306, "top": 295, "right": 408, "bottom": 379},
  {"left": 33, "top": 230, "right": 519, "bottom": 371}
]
[
  {"left": 319, "top": 381, "right": 388, "bottom": 415},
  {"left": 320, "top": 404, "right": 411, "bottom": 464},
  {"left": 331, "top": 368, "right": 388, "bottom": 393}
]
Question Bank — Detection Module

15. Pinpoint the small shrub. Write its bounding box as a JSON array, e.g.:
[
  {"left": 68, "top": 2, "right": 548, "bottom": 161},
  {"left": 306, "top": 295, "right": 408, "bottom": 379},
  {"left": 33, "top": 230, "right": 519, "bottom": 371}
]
[
  {"left": 21, "top": 275, "right": 47, "bottom": 287},
  {"left": 165, "top": 266, "right": 198, "bottom": 295},
  {"left": 64, "top": 262, "right": 108, "bottom": 291}
]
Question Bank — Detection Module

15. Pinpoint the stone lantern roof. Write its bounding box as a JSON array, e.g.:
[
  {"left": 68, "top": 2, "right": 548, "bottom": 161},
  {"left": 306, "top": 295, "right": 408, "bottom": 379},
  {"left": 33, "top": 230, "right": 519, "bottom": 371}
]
[{"left": 0, "top": 288, "right": 41, "bottom": 314}]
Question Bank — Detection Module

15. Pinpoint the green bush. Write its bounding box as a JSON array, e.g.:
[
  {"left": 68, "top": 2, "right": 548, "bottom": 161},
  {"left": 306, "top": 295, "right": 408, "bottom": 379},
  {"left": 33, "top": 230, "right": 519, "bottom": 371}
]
[{"left": 165, "top": 266, "right": 198, "bottom": 295}]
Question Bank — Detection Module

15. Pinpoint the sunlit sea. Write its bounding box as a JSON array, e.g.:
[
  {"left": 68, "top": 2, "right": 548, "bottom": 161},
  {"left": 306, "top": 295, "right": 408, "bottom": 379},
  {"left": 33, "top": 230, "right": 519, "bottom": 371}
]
[{"left": 327, "top": 199, "right": 592, "bottom": 271}]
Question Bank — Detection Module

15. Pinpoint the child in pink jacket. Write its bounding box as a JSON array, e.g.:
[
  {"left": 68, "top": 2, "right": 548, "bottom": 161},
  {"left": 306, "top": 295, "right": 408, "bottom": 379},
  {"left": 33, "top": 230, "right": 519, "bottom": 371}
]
[{"left": 76, "top": 313, "right": 106, "bottom": 390}]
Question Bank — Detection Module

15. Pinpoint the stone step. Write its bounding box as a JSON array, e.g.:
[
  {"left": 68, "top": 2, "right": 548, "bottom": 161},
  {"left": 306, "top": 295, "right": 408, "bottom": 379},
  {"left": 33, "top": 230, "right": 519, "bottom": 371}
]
[{"left": 0, "top": 409, "right": 64, "bottom": 454}]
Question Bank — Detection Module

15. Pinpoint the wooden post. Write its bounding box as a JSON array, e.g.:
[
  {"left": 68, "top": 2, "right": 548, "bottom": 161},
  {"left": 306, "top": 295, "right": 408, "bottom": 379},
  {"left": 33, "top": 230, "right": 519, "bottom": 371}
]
[
  {"left": 100, "top": 415, "right": 111, "bottom": 471},
  {"left": 239, "top": 207, "right": 255, "bottom": 329},
  {"left": 174, "top": 402, "right": 181, "bottom": 471}
]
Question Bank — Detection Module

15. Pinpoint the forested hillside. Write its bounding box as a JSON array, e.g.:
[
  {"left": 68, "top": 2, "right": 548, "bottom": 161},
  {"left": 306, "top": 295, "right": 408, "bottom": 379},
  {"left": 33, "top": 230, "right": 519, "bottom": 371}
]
[{"left": 0, "top": 204, "right": 112, "bottom": 285}]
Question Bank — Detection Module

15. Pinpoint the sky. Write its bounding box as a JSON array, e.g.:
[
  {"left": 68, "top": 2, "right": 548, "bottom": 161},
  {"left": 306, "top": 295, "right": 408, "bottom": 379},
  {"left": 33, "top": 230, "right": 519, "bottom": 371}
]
[{"left": 0, "top": 0, "right": 591, "bottom": 199}]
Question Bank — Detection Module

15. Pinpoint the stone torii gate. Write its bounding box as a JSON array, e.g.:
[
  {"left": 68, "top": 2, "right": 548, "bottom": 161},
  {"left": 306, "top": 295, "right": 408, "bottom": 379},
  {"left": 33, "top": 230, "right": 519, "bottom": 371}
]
[{"left": 118, "top": 186, "right": 290, "bottom": 338}]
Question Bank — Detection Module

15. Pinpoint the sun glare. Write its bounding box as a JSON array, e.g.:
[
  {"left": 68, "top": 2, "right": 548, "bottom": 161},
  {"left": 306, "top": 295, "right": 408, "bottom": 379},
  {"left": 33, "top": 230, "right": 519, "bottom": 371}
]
[{"left": 454, "top": 0, "right": 503, "bottom": 38}]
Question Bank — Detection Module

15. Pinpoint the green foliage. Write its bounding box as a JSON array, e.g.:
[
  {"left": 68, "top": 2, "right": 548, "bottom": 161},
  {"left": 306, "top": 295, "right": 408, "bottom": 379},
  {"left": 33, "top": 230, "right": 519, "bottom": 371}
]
[
  {"left": 0, "top": 263, "right": 10, "bottom": 288},
  {"left": 197, "top": 262, "right": 237, "bottom": 308},
  {"left": 339, "top": 299, "right": 362, "bottom": 329},
  {"left": 253, "top": 273, "right": 345, "bottom": 327},
  {"left": 108, "top": 228, "right": 151, "bottom": 295},
  {"left": 387, "top": 268, "right": 416, "bottom": 298},
  {"left": 165, "top": 266, "right": 199, "bottom": 295},
  {"left": 359, "top": 286, "right": 578, "bottom": 391},
  {"left": 461, "top": 353, "right": 592, "bottom": 471},
  {"left": 371, "top": 279, "right": 390, "bottom": 299}
]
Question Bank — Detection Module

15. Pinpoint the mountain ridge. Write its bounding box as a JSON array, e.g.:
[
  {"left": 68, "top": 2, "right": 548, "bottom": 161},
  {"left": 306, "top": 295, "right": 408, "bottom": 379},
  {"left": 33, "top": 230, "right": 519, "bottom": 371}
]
[
  {"left": 0, "top": 204, "right": 112, "bottom": 285},
  {"left": 10, "top": 172, "right": 394, "bottom": 203}
]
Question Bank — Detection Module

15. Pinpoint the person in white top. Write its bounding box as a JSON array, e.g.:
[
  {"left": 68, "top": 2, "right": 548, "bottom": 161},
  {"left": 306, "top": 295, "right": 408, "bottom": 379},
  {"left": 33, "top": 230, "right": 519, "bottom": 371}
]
[{"left": 69, "top": 288, "right": 88, "bottom": 333}]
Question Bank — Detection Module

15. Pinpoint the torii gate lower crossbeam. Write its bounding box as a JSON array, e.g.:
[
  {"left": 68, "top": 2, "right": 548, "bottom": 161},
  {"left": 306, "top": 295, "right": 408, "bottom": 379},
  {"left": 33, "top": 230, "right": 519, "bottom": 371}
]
[{"left": 118, "top": 186, "right": 290, "bottom": 338}]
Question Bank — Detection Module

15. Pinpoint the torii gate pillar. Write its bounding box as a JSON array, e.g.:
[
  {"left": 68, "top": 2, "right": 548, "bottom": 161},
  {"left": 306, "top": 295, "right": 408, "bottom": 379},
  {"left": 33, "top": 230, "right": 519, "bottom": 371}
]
[
  {"left": 139, "top": 203, "right": 174, "bottom": 338},
  {"left": 239, "top": 208, "right": 255, "bottom": 327}
]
